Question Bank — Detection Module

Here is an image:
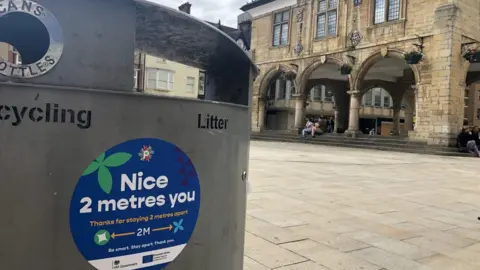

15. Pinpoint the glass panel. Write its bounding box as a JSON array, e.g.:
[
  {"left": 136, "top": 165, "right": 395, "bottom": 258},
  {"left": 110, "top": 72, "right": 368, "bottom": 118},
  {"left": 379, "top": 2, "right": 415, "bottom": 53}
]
[
  {"left": 273, "top": 25, "right": 281, "bottom": 46},
  {"left": 280, "top": 23, "right": 289, "bottom": 45},
  {"left": 147, "top": 69, "right": 157, "bottom": 88},
  {"left": 328, "top": 0, "right": 338, "bottom": 9},
  {"left": 158, "top": 70, "right": 168, "bottom": 81},
  {"left": 319, "top": 0, "right": 327, "bottom": 12},
  {"left": 274, "top": 13, "right": 282, "bottom": 24},
  {"left": 313, "top": 87, "right": 322, "bottom": 101},
  {"left": 282, "top": 11, "right": 289, "bottom": 21},
  {"left": 327, "top": 11, "right": 337, "bottom": 35},
  {"left": 383, "top": 95, "right": 390, "bottom": 107},
  {"left": 316, "top": 14, "right": 326, "bottom": 38},
  {"left": 365, "top": 90, "right": 373, "bottom": 106},
  {"left": 374, "top": 0, "right": 385, "bottom": 24},
  {"left": 324, "top": 89, "right": 333, "bottom": 102},
  {"left": 388, "top": 0, "right": 401, "bottom": 21},
  {"left": 157, "top": 80, "right": 168, "bottom": 89},
  {"left": 374, "top": 89, "right": 382, "bottom": 106}
]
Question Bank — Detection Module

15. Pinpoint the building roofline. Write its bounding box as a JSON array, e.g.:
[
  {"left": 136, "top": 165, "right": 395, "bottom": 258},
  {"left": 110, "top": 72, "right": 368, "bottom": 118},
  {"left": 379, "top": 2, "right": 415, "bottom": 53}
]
[{"left": 240, "top": 0, "right": 275, "bottom": 12}]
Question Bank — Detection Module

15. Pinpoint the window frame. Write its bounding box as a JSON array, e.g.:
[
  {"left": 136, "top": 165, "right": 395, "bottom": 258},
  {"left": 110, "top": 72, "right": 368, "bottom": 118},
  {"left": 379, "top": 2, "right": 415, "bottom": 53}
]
[
  {"left": 134, "top": 68, "right": 139, "bottom": 90},
  {"left": 272, "top": 10, "right": 290, "bottom": 47},
  {"left": 315, "top": 0, "right": 339, "bottom": 39},
  {"left": 11, "top": 47, "right": 21, "bottom": 65},
  {"left": 186, "top": 76, "right": 195, "bottom": 92},
  {"left": 373, "top": 0, "right": 402, "bottom": 25},
  {"left": 146, "top": 68, "right": 175, "bottom": 91}
]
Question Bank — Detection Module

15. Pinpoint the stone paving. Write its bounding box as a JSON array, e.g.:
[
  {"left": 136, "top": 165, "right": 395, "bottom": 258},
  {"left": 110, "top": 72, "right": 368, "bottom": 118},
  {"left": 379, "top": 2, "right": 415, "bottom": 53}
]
[{"left": 244, "top": 141, "right": 480, "bottom": 270}]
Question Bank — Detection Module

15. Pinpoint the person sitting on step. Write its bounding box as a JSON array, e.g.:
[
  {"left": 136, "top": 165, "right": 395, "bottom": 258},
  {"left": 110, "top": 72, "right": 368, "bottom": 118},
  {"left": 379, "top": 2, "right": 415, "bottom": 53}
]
[
  {"left": 457, "top": 126, "right": 480, "bottom": 157},
  {"left": 301, "top": 118, "right": 315, "bottom": 138}
]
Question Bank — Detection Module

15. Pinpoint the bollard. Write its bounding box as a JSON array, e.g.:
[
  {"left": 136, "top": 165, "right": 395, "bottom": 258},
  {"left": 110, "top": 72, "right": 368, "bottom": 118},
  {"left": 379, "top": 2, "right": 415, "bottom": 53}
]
[{"left": 0, "top": 1, "right": 257, "bottom": 270}]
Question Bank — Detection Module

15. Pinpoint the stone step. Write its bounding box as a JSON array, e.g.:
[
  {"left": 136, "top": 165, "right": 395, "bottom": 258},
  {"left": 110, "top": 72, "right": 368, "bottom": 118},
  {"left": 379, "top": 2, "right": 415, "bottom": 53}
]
[
  {"left": 252, "top": 133, "right": 441, "bottom": 149},
  {"left": 251, "top": 135, "right": 470, "bottom": 157},
  {"left": 268, "top": 134, "right": 427, "bottom": 146}
]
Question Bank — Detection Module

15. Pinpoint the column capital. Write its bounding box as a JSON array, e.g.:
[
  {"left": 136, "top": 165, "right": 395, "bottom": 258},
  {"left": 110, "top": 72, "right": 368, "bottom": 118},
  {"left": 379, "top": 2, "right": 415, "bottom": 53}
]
[
  {"left": 347, "top": 90, "right": 361, "bottom": 97},
  {"left": 291, "top": 94, "right": 305, "bottom": 100}
]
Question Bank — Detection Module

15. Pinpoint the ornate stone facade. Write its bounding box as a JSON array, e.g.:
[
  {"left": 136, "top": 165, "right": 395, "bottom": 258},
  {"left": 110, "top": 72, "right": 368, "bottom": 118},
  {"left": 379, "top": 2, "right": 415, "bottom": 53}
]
[{"left": 243, "top": 0, "right": 480, "bottom": 145}]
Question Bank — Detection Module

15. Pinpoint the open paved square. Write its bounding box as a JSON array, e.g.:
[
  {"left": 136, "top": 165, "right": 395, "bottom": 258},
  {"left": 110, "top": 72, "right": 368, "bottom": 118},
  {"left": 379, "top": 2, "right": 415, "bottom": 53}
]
[{"left": 244, "top": 141, "right": 480, "bottom": 270}]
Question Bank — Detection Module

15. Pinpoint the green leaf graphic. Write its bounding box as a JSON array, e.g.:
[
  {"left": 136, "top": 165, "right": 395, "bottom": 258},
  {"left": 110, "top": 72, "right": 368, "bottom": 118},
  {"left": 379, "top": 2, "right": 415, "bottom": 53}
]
[
  {"left": 96, "top": 152, "right": 105, "bottom": 162},
  {"left": 98, "top": 165, "right": 113, "bottom": 194},
  {"left": 103, "top": 152, "right": 132, "bottom": 167},
  {"left": 82, "top": 161, "right": 100, "bottom": 176}
]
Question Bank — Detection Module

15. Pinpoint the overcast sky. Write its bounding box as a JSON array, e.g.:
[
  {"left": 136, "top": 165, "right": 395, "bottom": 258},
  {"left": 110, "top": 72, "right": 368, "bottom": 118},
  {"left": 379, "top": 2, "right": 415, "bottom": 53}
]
[{"left": 151, "top": 0, "right": 246, "bottom": 27}]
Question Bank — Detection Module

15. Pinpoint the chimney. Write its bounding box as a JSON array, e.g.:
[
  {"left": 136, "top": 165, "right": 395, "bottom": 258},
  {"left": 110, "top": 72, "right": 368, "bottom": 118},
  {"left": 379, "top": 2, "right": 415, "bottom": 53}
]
[
  {"left": 179, "top": 2, "right": 191, "bottom": 14},
  {"left": 238, "top": 12, "right": 252, "bottom": 32}
]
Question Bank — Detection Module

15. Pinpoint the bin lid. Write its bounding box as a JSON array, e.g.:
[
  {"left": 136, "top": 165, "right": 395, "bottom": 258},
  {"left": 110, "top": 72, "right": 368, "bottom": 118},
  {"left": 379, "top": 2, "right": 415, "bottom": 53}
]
[{"left": 135, "top": 0, "right": 258, "bottom": 76}]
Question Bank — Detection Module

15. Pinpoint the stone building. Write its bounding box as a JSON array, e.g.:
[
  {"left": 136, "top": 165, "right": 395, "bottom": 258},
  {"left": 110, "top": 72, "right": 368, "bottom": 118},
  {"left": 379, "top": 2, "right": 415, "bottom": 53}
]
[
  {"left": 242, "top": 0, "right": 480, "bottom": 145},
  {"left": 133, "top": 2, "right": 252, "bottom": 100}
]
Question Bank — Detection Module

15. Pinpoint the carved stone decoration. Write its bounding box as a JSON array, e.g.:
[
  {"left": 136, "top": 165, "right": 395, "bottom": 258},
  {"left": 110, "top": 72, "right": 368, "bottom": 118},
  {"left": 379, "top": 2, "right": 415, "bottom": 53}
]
[
  {"left": 296, "top": 8, "right": 304, "bottom": 22},
  {"left": 320, "top": 55, "right": 327, "bottom": 64},
  {"left": 381, "top": 47, "right": 388, "bottom": 57},
  {"left": 293, "top": 8, "right": 305, "bottom": 56},
  {"left": 348, "top": 29, "right": 363, "bottom": 49}
]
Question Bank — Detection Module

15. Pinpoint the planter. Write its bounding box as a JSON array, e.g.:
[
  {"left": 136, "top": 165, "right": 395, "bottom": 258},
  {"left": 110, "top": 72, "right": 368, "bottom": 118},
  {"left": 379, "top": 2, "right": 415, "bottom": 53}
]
[
  {"left": 339, "top": 65, "right": 352, "bottom": 75},
  {"left": 463, "top": 50, "right": 480, "bottom": 63},
  {"left": 405, "top": 53, "right": 423, "bottom": 64}
]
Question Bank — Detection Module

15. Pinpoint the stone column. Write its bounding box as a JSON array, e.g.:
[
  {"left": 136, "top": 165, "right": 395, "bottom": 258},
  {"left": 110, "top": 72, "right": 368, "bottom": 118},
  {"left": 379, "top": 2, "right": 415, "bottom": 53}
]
[
  {"left": 345, "top": 90, "right": 361, "bottom": 137},
  {"left": 404, "top": 107, "right": 414, "bottom": 133},
  {"left": 275, "top": 79, "right": 280, "bottom": 100},
  {"left": 258, "top": 98, "right": 266, "bottom": 132},
  {"left": 390, "top": 94, "right": 403, "bottom": 136},
  {"left": 285, "top": 80, "right": 292, "bottom": 102},
  {"left": 333, "top": 109, "right": 339, "bottom": 133},
  {"left": 403, "top": 88, "right": 415, "bottom": 133},
  {"left": 293, "top": 96, "right": 305, "bottom": 131},
  {"left": 391, "top": 105, "right": 401, "bottom": 136}
]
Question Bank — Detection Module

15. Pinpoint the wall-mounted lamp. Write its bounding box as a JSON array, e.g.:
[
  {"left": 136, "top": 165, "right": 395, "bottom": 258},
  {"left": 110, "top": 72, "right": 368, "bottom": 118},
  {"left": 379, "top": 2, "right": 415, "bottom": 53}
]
[
  {"left": 346, "top": 55, "right": 356, "bottom": 65},
  {"left": 413, "top": 35, "right": 424, "bottom": 53}
]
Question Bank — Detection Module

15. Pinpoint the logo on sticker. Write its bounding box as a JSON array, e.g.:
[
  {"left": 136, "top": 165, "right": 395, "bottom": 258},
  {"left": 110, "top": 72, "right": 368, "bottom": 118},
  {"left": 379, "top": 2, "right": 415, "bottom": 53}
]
[{"left": 69, "top": 138, "right": 201, "bottom": 270}]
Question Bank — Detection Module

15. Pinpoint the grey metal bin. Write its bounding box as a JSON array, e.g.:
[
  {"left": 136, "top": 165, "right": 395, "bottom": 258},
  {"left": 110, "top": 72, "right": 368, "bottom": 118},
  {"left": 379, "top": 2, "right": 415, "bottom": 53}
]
[{"left": 0, "top": 1, "right": 257, "bottom": 270}]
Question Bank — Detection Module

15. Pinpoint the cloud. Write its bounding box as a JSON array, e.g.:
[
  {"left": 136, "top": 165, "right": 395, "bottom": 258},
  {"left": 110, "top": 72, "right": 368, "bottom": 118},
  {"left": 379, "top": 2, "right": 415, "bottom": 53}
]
[{"left": 151, "top": 0, "right": 245, "bottom": 27}]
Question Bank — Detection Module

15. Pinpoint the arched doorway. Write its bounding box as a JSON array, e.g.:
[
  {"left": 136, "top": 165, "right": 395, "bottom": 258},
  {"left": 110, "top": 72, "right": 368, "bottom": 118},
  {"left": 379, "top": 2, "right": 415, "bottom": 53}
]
[
  {"left": 256, "top": 65, "right": 297, "bottom": 131},
  {"left": 358, "top": 87, "right": 410, "bottom": 135},
  {"left": 352, "top": 50, "right": 419, "bottom": 136},
  {"left": 298, "top": 58, "right": 351, "bottom": 133},
  {"left": 264, "top": 76, "right": 295, "bottom": 130}
]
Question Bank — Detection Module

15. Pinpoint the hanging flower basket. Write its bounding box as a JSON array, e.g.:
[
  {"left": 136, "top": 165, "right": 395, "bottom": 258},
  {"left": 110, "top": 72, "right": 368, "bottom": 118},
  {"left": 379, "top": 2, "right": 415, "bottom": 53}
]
[
  {"left": 404, "top": 51, "right": 423, "bottom": 64},
  {"left": 339, "top": 64, "right": 352, "bottom": 75},
  {"left": 463, "top": 48, "right": 480, "bottom": 63}
]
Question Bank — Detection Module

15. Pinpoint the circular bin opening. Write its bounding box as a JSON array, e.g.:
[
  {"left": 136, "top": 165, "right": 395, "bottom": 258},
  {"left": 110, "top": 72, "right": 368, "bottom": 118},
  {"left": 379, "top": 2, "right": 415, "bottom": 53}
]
[
  {"left": 0, "top": 0, "right": 64, "bottom": 79},
  {"left": 0, "top": 11, "right": 50, "bottom": 65}
]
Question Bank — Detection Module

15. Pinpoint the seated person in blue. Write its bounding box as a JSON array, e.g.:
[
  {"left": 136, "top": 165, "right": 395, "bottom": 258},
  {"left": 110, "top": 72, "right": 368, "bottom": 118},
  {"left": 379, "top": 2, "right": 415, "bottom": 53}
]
[{"left": 457, "top": 126, "right": 480, "bottom": 157}]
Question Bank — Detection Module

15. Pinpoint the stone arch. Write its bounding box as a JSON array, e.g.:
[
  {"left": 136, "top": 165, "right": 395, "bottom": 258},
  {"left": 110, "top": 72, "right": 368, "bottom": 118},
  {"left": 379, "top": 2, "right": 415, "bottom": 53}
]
[
  {"left": 359, "top": 80, "right": 393, "bottom": 96},
  {"left": 298, "top": 56, "right": 352, "bottom": 97},
  {"left": 257, "top": 64, "right": 297, "bottom": 98},
  {"left": 353, "top": 48, "right": 421, "bottom": 91}
]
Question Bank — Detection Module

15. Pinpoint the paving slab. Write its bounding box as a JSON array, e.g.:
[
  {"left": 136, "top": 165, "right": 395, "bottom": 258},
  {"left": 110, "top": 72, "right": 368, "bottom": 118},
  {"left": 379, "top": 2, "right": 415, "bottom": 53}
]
[{"left": 244, "top": 142, "right": 480, "bottom": 270}]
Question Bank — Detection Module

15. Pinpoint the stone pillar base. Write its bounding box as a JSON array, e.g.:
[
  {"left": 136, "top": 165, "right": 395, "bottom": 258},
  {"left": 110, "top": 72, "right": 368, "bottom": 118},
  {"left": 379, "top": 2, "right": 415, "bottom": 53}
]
[
  {"left": 427, "top": 132, "right": 457, "bottom": 146},
  {"left": 344, "top": 129, "right": 362, "bottom": 138},
  {"left": 251, "top": 126, "right": 263, "bottom": 133}
]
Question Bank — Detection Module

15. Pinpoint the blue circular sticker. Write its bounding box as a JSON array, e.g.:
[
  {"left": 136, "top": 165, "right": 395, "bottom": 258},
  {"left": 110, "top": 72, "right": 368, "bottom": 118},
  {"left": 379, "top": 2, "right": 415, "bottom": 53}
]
[{"left": 69, "top": 138, "right": 201, "bottom": 270}]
